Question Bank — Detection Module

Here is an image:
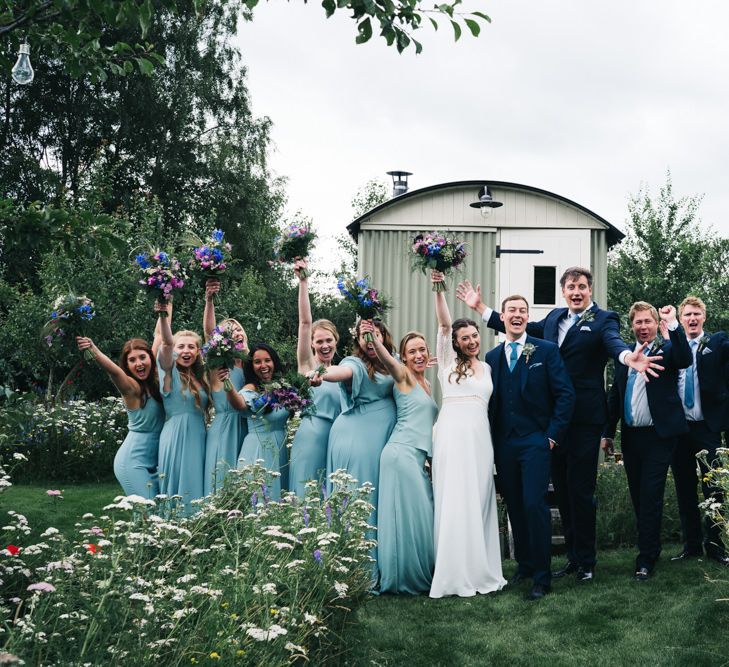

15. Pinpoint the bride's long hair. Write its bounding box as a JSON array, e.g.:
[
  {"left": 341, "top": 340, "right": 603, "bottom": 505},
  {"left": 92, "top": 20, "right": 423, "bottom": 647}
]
[{"left": 449, "top": 318, "right": 479, "bottom": 384}]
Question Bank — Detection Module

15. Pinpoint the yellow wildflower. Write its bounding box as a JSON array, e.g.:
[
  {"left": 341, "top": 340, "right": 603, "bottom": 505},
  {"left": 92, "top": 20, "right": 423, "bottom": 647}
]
[{"left": 209, "top": 652, "right": 221, "bottom": 660}]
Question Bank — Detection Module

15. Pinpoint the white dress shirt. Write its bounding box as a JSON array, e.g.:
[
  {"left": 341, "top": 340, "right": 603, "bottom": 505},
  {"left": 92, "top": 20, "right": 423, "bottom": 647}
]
[
  {"left": 678, "top": 332, "right": 704, "bottom": 422},
  {"left": 628, "top": 341, "right": 654, "bottom": 428}
]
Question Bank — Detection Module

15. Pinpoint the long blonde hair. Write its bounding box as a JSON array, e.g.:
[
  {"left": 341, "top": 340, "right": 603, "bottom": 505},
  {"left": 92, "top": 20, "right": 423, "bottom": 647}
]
[
  {"left": 173, "top": 330, "right": 211, "bottom": 419},
  {"left": 218, "top": 318, "right": 248, "bottom": 349}
]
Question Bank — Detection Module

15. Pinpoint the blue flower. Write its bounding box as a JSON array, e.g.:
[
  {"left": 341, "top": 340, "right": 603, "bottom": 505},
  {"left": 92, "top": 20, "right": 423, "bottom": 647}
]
[
  {"left": 212, "top": 229, "right": 225, "bottom": 243},
  {"left": 212, "top": 248, "right": 224, "bottom": 262},
  {"left": 158, "top": 251, "right": 169, "bottom": 264},
  {"left": 313, "top": 549, "right": 322, "bottom": 564},
  {"left": 135, "top": 253, "right": 150, "bottom": 269},
  {"left": 50, "top": 311, "right": 58, "bottom": 319}
]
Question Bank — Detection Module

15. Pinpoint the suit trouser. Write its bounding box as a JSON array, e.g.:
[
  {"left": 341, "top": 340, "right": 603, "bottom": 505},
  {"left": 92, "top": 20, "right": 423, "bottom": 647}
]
[
  {"left": 496, "top": 432, "right": 552, "bottom": 587},
  {"left": 621, "top": 425, "right": 676, "bottom": 571},
  {"left": 671, "top": 420, "right": 725, "bottom": 556},
  {"left": 550, "top": 422, "right": 602, "bottom": 569}
]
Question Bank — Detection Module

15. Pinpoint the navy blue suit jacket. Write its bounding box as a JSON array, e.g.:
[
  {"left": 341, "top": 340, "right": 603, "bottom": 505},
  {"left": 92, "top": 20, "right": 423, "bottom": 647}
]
[
  {"left": 694, "top": 332, "right": 729, "bottom": 433},
  {"left": 487, "top": 303, "right": 629, "bottom": 426},
  {"left": 486, "top": 335, "right": 576, "bottom": 446},
  {"left": 604, "top": 325, "right": 692, "bottom": 440}
]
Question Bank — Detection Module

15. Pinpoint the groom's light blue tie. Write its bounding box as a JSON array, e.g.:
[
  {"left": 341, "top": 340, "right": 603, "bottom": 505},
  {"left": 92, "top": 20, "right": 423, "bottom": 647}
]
[
  {"left": 508, "top": 342, "right": 519, "bottom": 372},
  {"left": 684, "top": 339, "right": 698, "bottom": 409},
  {"left": 624, "top": 347, "right": 647, "bottom": 426}
]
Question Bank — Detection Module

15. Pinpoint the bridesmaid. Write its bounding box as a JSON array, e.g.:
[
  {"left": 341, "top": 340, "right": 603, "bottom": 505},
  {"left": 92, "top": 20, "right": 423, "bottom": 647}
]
[
  {"left": 156, "top": 301, "right": 210, "bottom": 515},
  {"left": 202, "top": 279, "right": 249, "bottom": 495},
  {"left": 225, "top": 343, "right": 290, "bottom": 499},
  {"left": 360, "top": 320, "right": 437, "bottom": 595},
  {"left": 289, "top": 259, "right": 342, "bottom": 497},
  {"left": 312, "top": 318, "right": 397, "bottom": 572},
  {"left": 76, "top": 336, "right": 164, "bottom": 499}
]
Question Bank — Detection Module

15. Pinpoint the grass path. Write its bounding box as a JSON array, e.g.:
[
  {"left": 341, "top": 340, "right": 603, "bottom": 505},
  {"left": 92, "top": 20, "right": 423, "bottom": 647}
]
[{"left": 340, "top": 548, "right": 729, "bottom": 666}]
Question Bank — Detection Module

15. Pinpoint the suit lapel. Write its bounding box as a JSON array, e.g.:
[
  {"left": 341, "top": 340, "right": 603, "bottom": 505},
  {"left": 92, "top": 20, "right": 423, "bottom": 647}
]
[
  {"left": 519, "top": 336, "right": 534, "bottom": 394},
  {"left": 545, "top": 309, "right": 566, "bottom": 343}
]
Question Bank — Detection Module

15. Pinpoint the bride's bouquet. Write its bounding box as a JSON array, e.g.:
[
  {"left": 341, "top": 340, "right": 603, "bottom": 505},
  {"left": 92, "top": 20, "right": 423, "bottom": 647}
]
[
  {"left": 41, "top": 294, "right": 96, "bottom": 361},
  {"left": 271, "top": 221, "right": 317, "bottom": 278},
  {"left": 134, "top": 250, "right": 185, "bottom": 316},
  {"left": 410, "top": 231, "right": 467, "bottom": 292},
  {"left": 336, "top": 275, "right": 390, "bottom": 343},
  {"left": 251, "top": 372, "right": 316, "bottom": 416},
  {"left": 201, "top": 324, "right": 248, "bottom": 392}
]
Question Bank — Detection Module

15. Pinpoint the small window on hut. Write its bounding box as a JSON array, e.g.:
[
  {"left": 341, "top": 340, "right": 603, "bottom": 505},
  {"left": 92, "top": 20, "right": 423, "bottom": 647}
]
[{"left": 533, "top": 266, "right": 556, "bottom": 305}]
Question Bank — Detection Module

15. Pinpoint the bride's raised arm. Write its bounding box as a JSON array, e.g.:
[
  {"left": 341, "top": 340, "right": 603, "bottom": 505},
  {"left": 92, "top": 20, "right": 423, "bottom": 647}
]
[{"left": 433, "top": 270, "right": 451, "bottom": 334}]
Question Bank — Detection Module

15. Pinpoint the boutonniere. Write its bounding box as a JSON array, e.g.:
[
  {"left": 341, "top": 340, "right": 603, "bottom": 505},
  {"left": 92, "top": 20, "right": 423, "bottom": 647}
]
[
  {"left": 575, "top": 309, "right": 596, "bottom": 327},
  {"left": 523, "top": 343, "right": 537, "bottom": 364},
  {"left": 697, "top": 334, "right": 711, "bottom": 354},
  {"left": 649, "top": 336, "right": 665, "bottom": 356}
]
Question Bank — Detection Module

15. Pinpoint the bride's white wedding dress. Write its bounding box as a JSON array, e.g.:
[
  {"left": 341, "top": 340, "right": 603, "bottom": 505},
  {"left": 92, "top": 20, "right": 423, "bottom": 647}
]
[{"left": 429, "top": 330, "right": 507, "bottom": 598}]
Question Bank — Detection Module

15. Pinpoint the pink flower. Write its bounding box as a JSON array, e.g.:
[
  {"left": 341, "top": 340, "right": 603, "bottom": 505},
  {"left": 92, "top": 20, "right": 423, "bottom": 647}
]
[
  {"left": 46, "top": 490, "right": 62, "bottom": 497},
  {"left": 27, "top": 582, "right": 56, "bottom": 593}
]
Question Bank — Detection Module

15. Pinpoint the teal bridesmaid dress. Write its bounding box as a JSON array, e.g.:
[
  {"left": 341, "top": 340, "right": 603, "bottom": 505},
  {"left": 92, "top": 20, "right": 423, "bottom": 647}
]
[
  {"left": 237, "top": 388, "right": 290, "bottom": 499},
  {"left": 203, "top": 366, "right": 246, "bottom": 496},
  {"left": 378, "top": 383, "right": 438, "bottom": 594},
  {"left": 157, "top": 357, "right": 208, "bottom": 516},
  {"left": 289, "top": 380, "right": 341, "bottom": 497},
  {"left": 114, "top": 396, "right": 165, "bottom": 499},
  {"left": 327, "top": 356, "right": 396, "bottom": 570}
]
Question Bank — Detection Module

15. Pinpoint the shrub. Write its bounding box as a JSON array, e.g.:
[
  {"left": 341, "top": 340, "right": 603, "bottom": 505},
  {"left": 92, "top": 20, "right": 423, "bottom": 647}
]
[
  {"left": 0, "top": 463, "right": 373, "bottom": 665},
  {"left": 0, "top": 395, "right": 125, "bottom": 482}
]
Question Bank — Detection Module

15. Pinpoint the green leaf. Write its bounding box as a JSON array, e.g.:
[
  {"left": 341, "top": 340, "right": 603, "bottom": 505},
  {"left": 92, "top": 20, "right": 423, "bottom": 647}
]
[
  {"left": 464, "top": 18, "right": 480, "bottom": 37},
  {"left": 413, "top": 37, "right": 422, "bottom": 54},
  {"left": 355, "top": 17, "right": 372, "bottom": 44},
  {"left": 139, "top": 0, "right": 152, "bottom": 38},
  {"left": 437, "top": 3, "right": 454, "bottom": 17},
  {"left": 135, "top": 57, "right": 154, "bottom": 75},
  {"left": 428, "top": 16, "right": 438, "bottom": 31},
  {"left": 396, "top": 30, "right": 410, "bottom": 52},
  {"left": 322, "top": 0, "right": 335, "bottom": 17},
  {"left": 471, "top": 11, "right": 492, "bottom": 22},
  {"left": 451, "top": 20, "right": 462, "bottom": 41}
]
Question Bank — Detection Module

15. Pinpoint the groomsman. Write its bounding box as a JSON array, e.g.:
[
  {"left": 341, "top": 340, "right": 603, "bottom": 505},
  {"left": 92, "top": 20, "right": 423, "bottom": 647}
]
[
  {"left": 485, "top": 295, "right": 575, "bottom": 600},
  {"left": 602, "top": 302, "right": 691, "bottom": 580},
  {"left": 458, "top": 267, "right": 659, "bottom": 582},
  {"left": 670, "top": 296, "right": 729, "bottom": 565}
]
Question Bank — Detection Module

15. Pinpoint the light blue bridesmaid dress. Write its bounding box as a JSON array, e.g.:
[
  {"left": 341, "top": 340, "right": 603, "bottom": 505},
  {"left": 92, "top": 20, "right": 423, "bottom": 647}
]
[
  {"left": 289, "top": 380, "right": 341, "bottom": 497},
  {"left": 157, "top": 356, "right": 208, "bottom": 516},
  {"left": 203, "top": 366, "right": 246, "bottom": 496},
  {"left": 327, "top": 356, "right": 396, "bottom": 570},
  {"left": 237, "top": 387, "right": 290, "bottom": 499},
  {"left": 378, "top": 383, "right": 438, "bottom": 594},
  {"left": 114, "top": 396, "right": 165, "bottom": 499}
]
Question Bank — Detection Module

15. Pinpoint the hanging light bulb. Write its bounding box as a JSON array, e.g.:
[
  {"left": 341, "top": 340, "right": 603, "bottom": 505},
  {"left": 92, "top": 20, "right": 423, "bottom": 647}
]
[{"left": 11, "top": 42, "right": 34, "bottom": 85}]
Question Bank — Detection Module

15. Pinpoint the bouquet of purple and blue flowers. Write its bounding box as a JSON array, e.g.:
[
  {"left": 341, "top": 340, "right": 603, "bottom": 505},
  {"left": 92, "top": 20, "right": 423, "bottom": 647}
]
[
  {"left": 272, "top": 221, "right": 317, "bottom": 277},
  {"left": 41, "top": 294, "right": 96, "bottom": 361},
  {"left": 187, "top": 228, "right": 232, "bottom": 285},
  {"left": 201, "top": 324, "right": 248, "bottom": 392},
  {"left": 410, "top": 231, "right": 467, "bottom": 292},
  {"left": 251, "top": 372, "right": 316, "bottom": 417},
  {"left": 336, "top": 275, "right": 390, "bottom": 342},
  {"left": 134, "top": 250, "right": 185, "bottom": 317}
]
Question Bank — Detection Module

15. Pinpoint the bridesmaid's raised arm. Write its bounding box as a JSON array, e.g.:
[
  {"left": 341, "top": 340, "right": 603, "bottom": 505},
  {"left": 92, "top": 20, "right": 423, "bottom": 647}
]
[
  {"left": 203, "top": 279, "right": 220, "bottom": 341},
  {"left": 433, "top": 270, "right": 452, "bottom": 334},
  {"left": 152, "top": 297, "right": 173, "bottom": 359},
  {"left": 156, "top": 301, "right": 175, "bottom": 378},
  {"left": 295, "top": 259, "right": 317, "bottom": 374},
  {"left": 76, "top": 337, "right": 141, "bottom": 402},
  {"left": 360, "top": 320, "right": 408, "bottom": 385}
]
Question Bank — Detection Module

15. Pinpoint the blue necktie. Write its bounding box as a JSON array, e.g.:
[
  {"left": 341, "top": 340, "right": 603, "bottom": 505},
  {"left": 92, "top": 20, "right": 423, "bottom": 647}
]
[
  {"left": 624, "top": 347, "right": 646, "bottom": 426},
  {"left": 508, "top": 342, "right": 519, "bottom": 372},
  {"left": 684, "top": 339, "right": 698, "bottom": 409},
  {"left": 571, "top": 313, "right": 580, "bottom": 325}
]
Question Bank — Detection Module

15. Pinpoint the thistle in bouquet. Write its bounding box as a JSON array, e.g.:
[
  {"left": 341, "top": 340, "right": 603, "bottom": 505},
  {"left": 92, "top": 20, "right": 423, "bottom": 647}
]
[
  {"left": 251, "top": 371, "right": 316, "bottom": 417},
  {"left": 201, "top": 324, "right": 248, "bottom": 392},
  {"left": 337, "top": 275, "right": 390, "bottom": 342},
  {"left": 272, "top": 221, "right": 317, "bottom": 277},
  {"left": 186, "top": 228, "right": 232, "bottom": 286},
  {"left": 41, "top": 294, "right": 97, "bottom": 361},
  {"left": 410, "top": 231, "right": 467, "bottom": 292},
  {"left": 134, "top": 250, "right": 185, "bottom": 317}
]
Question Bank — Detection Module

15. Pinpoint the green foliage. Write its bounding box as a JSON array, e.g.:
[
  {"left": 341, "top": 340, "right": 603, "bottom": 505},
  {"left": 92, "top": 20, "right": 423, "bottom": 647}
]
[
  {"left": 0, "top": 396, "right": 126, "bottom": 482},
  {"left": 0, "top": 464, "right": 373, "bottom": 665},
  {"left": 608, "top": 173, "right": 729, "bottom": 336},
  {"left": 699, "top": 448, "right": 729, "bottom": 556}
]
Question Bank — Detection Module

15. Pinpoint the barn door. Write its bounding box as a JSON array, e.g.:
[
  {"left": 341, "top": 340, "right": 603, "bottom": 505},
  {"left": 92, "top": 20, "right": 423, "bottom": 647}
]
[{"left": 497, "top": 229, "right": 591, "bottom": 323}]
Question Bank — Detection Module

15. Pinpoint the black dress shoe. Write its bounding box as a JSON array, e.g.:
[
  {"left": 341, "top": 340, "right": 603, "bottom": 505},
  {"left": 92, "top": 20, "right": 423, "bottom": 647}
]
[
  {"left": 633, "top": 567, "right": 650, "bottom": 582},
  {"left": 670, "top": 550, "right": 703, "bottom": 561},
  {"left": 575, "top": 568, "right": 594, "bottom": 583},
  {"left": 552, "top": 561, "right": 577, "bottom": 578},
  {"left": 509, "top": 572, "right": 529, "bottom": 586},
  {"left": 707, "top": 552, "right": 729, "bottom": 566},
  {"left": 525, "top": 583, "right": 551, "bottom": 601}
]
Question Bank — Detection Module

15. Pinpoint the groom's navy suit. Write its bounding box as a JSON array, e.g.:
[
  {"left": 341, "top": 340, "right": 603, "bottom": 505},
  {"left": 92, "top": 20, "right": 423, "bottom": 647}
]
[
  {"left": 671, "top": 331, "right": 729, "bottom": 557},
  {"left": 486, "top": 303, "right": 629, "bottom": 571},
  {"left": 604, "top": 325, "right": 692, "bottom": 572},
  {"left": 486, "top": 335, "right": 575, "bottom": 587}
]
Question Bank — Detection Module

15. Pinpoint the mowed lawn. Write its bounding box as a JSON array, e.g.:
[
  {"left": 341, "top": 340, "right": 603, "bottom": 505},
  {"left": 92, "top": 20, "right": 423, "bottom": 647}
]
[{"left": 339, "top": 549, "right": 729, "bottom": 667}]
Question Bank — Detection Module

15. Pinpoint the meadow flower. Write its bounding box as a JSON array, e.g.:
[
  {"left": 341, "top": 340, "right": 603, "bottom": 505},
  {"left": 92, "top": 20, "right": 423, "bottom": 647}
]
[
  {"left": 46, "top": 490, "right": 62, "bottom": 497},
  {"left": 333, "top": 582, "right": 349, "bottom": 598},
  {"left": 3, "top": 545, "right": 21, "bottom": 556},
  {"left": 27, "top": 582, "right": 56, "bottom": 593}
]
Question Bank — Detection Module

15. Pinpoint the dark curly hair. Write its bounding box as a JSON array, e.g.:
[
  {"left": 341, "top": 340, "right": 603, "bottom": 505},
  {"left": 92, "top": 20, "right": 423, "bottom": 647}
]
[{"left": 449, "top": 318, "right": 480, "bottom": 384}]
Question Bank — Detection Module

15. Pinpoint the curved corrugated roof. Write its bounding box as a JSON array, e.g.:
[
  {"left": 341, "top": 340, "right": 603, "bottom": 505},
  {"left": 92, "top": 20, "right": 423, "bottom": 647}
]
[{"left": 346, "top": 180, "right": 625, "bottom": 247}]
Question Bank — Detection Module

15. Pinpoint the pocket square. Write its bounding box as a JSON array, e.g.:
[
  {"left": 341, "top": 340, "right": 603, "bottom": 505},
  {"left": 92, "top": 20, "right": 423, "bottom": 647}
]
[
  {"left": 580, "top": 326, "right": 592, "bottom": 331},
  {"left": 702, "top": 348, "right": 712, "bottom": 355},
  {"left": 528, "top": 362, "right": 543, "bottom": 369}
]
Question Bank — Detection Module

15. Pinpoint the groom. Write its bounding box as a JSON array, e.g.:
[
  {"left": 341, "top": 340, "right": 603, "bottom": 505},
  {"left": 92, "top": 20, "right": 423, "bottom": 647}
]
[{"left": 486, "top": 295, "right": 575, "bottom": 600}]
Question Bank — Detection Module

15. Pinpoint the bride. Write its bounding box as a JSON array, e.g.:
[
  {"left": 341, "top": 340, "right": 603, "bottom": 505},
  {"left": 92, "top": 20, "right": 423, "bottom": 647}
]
[{"left": 429, "top": 271, "right": 506, "bottom": 598}]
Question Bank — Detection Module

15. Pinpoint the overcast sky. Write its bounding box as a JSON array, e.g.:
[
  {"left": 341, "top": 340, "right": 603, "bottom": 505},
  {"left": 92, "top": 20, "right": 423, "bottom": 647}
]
[{"left": 236, "top": 1, "right": 729, "bottom": 265}]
